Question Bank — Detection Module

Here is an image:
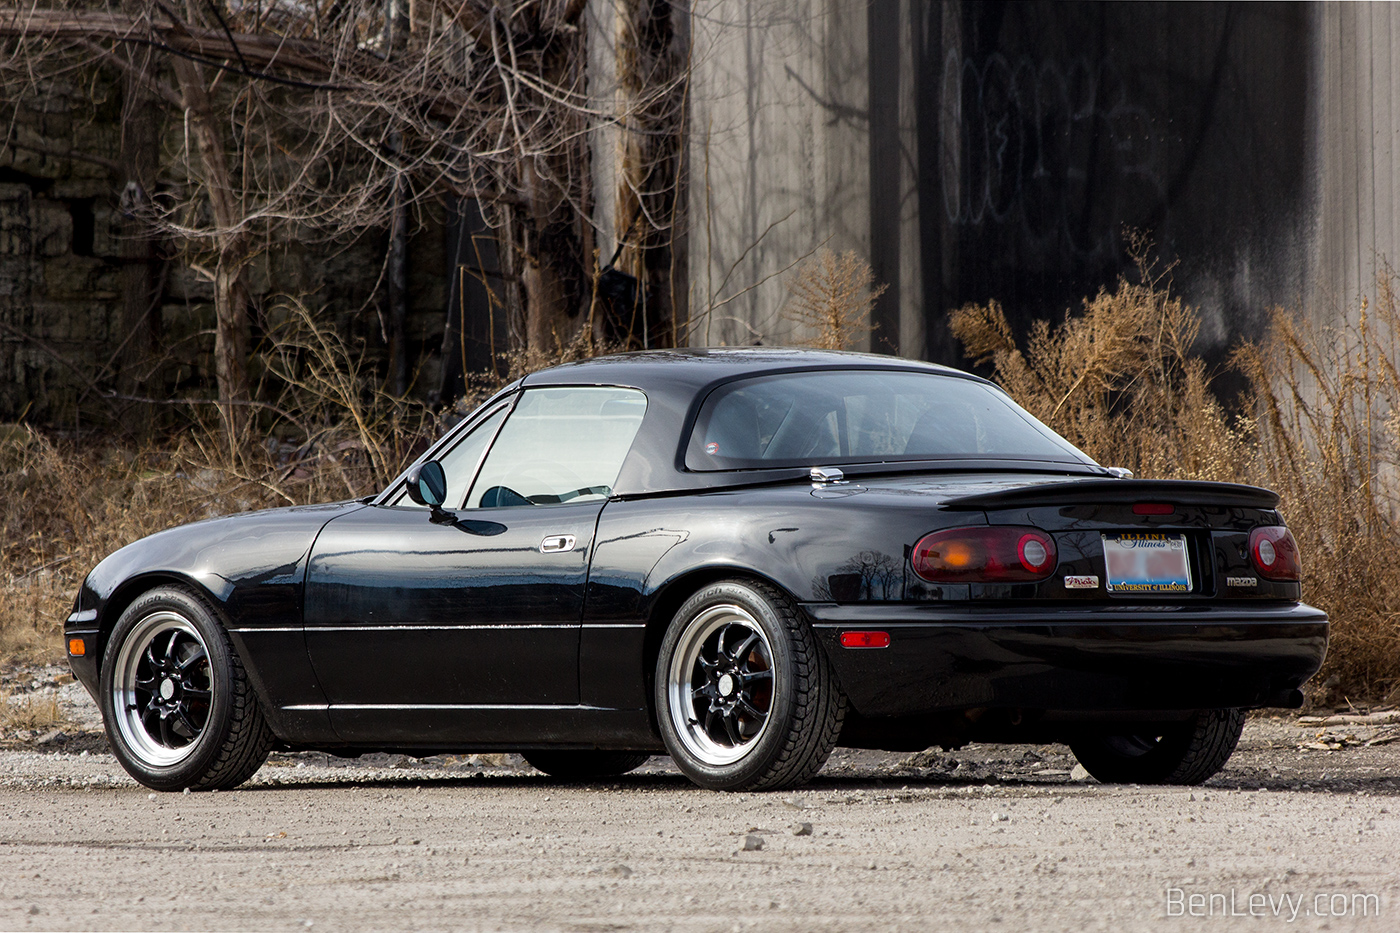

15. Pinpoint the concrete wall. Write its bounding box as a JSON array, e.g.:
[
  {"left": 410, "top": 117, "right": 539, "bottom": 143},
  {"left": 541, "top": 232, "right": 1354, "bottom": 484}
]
[
  {"left": 1313, "top": 3, "right": 1400, "bottom": 320},
  {"left": 689, "top": 1, "right": 1400, "bottom": 365},
  {"left": 687, "top": 0, "right": 878, "bottom": 348}
]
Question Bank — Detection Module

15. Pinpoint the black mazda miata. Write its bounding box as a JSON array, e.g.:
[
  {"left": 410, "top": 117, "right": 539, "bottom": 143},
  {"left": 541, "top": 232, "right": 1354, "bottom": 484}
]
[{"left": 64, "top": 349, "right": 1327, "bottom": 792}]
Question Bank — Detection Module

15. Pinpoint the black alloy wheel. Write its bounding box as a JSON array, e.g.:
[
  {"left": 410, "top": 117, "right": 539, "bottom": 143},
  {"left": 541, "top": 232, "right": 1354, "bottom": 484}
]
[
  {"left": 100, "top": 586, "right": 273, "bottom": 791},
  {"left": 655, "top": 579, "right": 845, "bottom": 791}
]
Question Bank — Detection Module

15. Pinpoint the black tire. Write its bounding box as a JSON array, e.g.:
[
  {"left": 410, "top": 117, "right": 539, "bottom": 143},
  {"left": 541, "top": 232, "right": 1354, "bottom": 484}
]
[
  {"left": 654, "top": 579, "right": 846, "bottom": 791},
  {"left": 99, "top": 586, "right": 274, "bottom": 792},
  {"left": 522, "top": 751, "right": 651, "bottom": 779},
  {"left": 1068, "top": 709, "right": 1245, "bottom": 785}
]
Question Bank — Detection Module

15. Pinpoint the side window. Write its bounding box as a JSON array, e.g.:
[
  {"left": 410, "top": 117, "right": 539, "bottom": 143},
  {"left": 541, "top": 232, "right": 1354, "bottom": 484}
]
[
  {"left": 391, "top": 404, "right": 508, "bottom": 508},
  {"left": 465, "top": 387, "right": 647, "bottom": 508}
]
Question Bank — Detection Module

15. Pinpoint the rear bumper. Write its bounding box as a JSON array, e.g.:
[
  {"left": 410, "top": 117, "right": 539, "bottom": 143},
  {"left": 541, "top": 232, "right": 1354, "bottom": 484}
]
[{"left": 806, "top": 601, "right": 1328, "bottom": 717}]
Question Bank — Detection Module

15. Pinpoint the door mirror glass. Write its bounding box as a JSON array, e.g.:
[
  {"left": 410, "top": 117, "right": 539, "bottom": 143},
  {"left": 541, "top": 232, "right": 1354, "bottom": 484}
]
[{"left": 405, "top": 460, "right": 448, "bottom": 508}]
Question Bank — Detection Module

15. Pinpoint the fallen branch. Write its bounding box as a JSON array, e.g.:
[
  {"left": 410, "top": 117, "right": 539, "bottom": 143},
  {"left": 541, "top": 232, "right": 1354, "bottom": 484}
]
[{"left": 1296, "top": 709, "right": 1400, "bottom": 727}]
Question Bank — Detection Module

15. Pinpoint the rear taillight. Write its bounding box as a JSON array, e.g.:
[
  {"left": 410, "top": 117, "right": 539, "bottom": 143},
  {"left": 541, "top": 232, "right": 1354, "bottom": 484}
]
[
  {"left": 911, "top": 526, "right": 1058, "bottom": 583},
  {"left": 1249, "top": 526, "right": 1301, "bottom": 581}
]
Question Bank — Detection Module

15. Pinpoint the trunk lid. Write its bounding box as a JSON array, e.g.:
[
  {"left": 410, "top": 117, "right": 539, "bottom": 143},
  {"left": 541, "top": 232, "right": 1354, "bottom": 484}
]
[{"left": 847, "top": 473, "right": 1294, "bottom": 603}]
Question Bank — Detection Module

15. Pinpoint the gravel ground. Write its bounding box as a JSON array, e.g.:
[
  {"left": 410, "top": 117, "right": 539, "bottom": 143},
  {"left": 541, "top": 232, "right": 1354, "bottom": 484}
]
[{"left": 1, "top": 666, "right": 1397, "bottom": 931}]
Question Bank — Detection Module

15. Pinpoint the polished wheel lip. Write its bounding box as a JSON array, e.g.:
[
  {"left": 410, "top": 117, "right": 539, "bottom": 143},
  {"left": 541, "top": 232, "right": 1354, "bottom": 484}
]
[
  {"left": 666, "top": 603, "right": 775, "bottom": 767},
  {"left": 111, "top": 611, "right": 213, "bottom": 768}
]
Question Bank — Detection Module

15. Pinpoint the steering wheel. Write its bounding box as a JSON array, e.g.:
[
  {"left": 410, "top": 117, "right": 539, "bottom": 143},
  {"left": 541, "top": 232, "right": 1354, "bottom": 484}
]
[{"left": 477, "top": 485, "right": 533, "bottom": 508}]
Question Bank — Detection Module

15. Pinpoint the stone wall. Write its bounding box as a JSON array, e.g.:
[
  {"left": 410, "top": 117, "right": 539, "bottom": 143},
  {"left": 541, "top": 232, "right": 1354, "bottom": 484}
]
[
  {"left": 1, "top": 70, "right": 450, "bottom": 430},
  {"left": 1, "top": 71, "right": 125, "bottom": 426}
]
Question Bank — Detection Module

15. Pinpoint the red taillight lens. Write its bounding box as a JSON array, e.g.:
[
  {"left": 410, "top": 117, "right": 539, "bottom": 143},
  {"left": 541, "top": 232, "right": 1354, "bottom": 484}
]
[
  {"left": 1249, "top": 526, "right": 1301, "bottom": 581},
  {"left": 911, "top": 526, "right": 1058, "bottom": 583}
]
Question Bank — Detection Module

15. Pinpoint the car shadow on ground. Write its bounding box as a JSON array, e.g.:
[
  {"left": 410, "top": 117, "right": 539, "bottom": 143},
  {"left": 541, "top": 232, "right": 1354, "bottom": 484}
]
[
  {"left": 233, "top": 767, "right": 1400, "bottom": 796},
  {"left": 15, "top": 726, "right": 1400, "bottom": 796}
]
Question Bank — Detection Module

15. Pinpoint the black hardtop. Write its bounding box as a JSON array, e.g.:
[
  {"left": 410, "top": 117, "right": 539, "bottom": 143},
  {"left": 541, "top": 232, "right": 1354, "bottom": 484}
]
[
  {"left": 388, "top": 348, "right": 1103, "bottom": 501},
  {"left": 520, "top": 347, "right": 973, "bottom": 397}
]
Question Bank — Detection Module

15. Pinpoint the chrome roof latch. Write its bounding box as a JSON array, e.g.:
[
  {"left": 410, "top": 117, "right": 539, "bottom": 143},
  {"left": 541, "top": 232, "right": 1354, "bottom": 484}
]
[{"left": 810, "top": 466, "right": 846, "bottom": 485}]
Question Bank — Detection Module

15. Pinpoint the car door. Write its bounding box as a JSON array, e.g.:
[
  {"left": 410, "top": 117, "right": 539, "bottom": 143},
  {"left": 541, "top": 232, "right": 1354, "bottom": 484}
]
[{"left": 302, "top": 385, "right": 648, "bottom": 744}]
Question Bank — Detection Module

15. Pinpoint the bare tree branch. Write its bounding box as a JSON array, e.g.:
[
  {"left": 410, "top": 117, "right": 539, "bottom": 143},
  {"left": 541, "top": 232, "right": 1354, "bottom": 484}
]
[{"left": 1, "top": 0, "right": 693, "bottom": 439}]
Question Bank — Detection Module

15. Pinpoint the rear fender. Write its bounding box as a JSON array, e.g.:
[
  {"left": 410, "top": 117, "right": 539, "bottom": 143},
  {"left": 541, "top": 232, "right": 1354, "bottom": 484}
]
[{"left": 581, "top": 492, "right": 964, "bottom": 712}]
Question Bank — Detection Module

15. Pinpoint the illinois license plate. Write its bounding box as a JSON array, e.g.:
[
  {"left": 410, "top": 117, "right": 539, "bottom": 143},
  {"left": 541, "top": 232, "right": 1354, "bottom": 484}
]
[{"left": 1101, "top": 533, "right": 1192, "bottom": 594}]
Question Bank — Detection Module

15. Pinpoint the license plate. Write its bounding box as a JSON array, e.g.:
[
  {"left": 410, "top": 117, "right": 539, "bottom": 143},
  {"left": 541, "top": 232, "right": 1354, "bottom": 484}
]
[{"left": 1101, "top": 533, "right": 1192, "bottom": 594}]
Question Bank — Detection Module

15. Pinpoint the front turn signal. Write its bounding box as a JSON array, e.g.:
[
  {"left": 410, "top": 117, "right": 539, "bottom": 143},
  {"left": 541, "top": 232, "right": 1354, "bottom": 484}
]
[{"left": 68, "top": 637, "right": 86, "bottom": 657}]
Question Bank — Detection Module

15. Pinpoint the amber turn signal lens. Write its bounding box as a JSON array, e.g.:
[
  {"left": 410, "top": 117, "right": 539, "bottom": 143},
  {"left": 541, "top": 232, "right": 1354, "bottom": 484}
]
[
  {"left": 939, "top": 543, "right": 975, "bottom": 568},
  {"left": 68, "top": 638, "right": 86, "bottom": 657}
]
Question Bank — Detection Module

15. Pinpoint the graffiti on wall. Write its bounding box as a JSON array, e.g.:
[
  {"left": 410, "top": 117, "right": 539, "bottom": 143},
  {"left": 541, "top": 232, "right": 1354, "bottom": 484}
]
[{"left": 939, "top": 51, "right": 1166, "bottom": 261}]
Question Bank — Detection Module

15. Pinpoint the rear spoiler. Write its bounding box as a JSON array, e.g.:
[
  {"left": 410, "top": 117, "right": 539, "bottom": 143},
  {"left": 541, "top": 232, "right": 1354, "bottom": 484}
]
[{"left": 941, "top": 478, "right": 1281, "bottom": 511}]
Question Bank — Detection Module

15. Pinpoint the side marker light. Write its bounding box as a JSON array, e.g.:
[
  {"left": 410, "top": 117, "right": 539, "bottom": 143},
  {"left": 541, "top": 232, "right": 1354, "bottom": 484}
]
[
  {"left": 68, "top": 638, "right": 86, "bottom": 657},
  {"left": 840, "top": 631, "right": 890, "bottom": 649}
]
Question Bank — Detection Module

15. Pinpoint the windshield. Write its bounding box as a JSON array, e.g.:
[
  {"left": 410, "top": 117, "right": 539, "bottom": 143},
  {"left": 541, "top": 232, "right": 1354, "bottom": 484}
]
[{"left": 684, "top": 370, "right": 1090, "bottom": 471}]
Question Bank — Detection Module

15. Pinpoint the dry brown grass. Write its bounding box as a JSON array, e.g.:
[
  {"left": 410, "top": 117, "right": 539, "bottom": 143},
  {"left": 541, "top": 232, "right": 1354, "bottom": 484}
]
[
  {"left": 0, "top": 688, "right": 69, "bottom": 737},
  {"left": 782, "top": 249, "right": 887, "bottom": 351},
  {"left": 951, "top": 247, "right": 1400, "bottom": 704},
  {"left": 0, "top": 299, "right": 440, "bottom": 663},
  {"left": 949, "top": 247, "right": 1250, "bottom": 482},
  {"left": 0, "top": 301, "right": 436, "bottom": 666},
  {"left": 13, "top": 262, "right": 1399, "bottom": 704},
  {"left": 1233, "top": 276, "right": 1400, "bottom": 705},
  {"left": 0, "top": 426, "right": 298, "bottom": 666},
  {"left": 256, "top": 299, "right": 437, "bottom": 498}
]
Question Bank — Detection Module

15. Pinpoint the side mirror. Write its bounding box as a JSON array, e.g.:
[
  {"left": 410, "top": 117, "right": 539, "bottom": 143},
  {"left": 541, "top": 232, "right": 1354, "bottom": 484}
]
[{"left": 405, "top": 461, "right": 448, "bottom": 508}]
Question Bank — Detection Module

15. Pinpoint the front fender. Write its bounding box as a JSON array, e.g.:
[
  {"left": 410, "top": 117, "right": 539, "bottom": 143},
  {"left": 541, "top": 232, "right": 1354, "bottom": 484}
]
[{"left": 66, "top": 501, "right": 364, "bottom": 740}]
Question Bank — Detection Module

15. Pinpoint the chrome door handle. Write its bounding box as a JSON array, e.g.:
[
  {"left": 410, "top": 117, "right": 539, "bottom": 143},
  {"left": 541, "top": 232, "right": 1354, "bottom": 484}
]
[{"left": 539, "top": 534, "right": 577, "bottom": 553}]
